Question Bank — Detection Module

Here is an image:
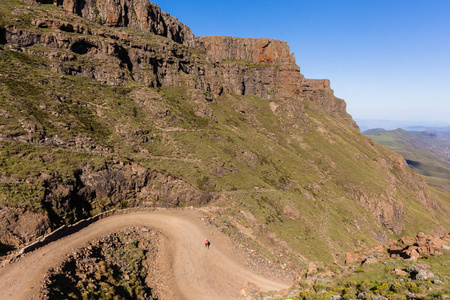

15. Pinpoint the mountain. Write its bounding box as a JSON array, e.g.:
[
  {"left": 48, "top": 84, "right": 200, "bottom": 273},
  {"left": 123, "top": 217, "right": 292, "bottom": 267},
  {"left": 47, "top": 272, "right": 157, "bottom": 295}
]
[
  {"left": 425, "top": 128, "right": 450, "bottom": 140},
  {"left": 355, "top": 119, "right": 450, "bottom": 132},
  {"left": 407, "top": 126, "right": 450, "bottom": 133},
  {"left": 364, "top": 128, "right": 450, "bottom": 194},
  {"left": 1, "top": 0, "right": 449, "bottom": 268}
]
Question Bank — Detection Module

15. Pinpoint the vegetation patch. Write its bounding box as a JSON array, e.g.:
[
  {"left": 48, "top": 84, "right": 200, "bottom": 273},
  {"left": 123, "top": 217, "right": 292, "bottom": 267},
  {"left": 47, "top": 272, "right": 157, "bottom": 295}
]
[
  {"left": 284, "top": 252, "right": 450, "bottom": 300},
  {"left": 41, "top": 228, "right": 158, "bottom": 300}
]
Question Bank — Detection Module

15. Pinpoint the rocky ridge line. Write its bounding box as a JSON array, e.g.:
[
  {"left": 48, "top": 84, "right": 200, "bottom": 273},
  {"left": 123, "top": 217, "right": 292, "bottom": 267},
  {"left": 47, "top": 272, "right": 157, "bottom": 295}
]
[
  {"left": 19, "top": 0, "right": 194, "bottom": 45},
  {"left": 195, "top": 36, "right": 346, "bottom": 114},
  {"left": 12, "top": 0, "right": 350, "bottom": 119}
]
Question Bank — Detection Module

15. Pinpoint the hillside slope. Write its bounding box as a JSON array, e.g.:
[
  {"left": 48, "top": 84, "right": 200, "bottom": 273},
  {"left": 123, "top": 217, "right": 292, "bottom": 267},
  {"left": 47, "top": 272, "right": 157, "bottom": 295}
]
[
  {"left": 0, "top": 0, "right": 449, "bottom": 267},
  {"left": 365, "top": 128, "right": 450, "bottom": 198}
]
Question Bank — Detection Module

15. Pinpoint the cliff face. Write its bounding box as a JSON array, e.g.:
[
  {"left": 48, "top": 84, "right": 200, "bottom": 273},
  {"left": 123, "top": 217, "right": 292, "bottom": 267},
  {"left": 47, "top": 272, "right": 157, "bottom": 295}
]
[
  {"left": 14, "top": 0, "right": 343, "bottom": 113},
  {"left": 20, "top": 0, "right": 194, "bottom": 45},
  {"left": 3, "top": 11, "right": 348, "bottom": 119},
  {"left": 195, "top": 36, "right": 345, "bottom": 116},
  {"left": 195, "top": 36, "right": 302, "bottom": 99},
  {"left": 196, "top": 36, "right": 295, "bottom": 64}
]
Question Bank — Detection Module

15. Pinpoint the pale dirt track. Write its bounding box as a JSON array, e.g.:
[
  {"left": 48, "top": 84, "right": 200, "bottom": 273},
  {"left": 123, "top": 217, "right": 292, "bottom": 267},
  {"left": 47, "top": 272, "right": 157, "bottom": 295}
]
[{"left": 0, "top": 209, "right": 291, "bottom": 300}]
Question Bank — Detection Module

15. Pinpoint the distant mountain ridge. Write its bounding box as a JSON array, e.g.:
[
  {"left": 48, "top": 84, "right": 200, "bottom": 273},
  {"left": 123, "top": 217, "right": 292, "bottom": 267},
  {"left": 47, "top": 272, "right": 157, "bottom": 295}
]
[
  {"left": 355, "top": 119, "right": 449, "bottom": 132},
  {"left": 364, "top": 128, "right": 450, "bottom": 193},
  {"left": 425, "top": 128, "right": 450, "bottom": 140}
]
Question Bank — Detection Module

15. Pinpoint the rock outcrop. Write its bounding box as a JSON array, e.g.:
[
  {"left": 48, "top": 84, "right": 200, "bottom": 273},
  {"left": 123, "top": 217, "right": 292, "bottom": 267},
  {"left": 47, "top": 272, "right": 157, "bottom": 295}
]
[
  {"left": 0, "top": 162, "right": 211, "bottom": 255},
  {"left": 345, "top": 232, "right": 450, "bottom": 265},
  {"left": 195, "top": 36, "right": 346, "bottom": 116},
  {"left": 195, "top": 36, "right": 303, "bottom": 100},
  {"left": 388, "top": 232, "right": 450, "bottom": 260},
  {"left": 196, "top": 36, "right": 295, "bottom": 65},
  {"left": 0, "top": 207, "right": 52, "bottom": 252},
  {"left": 20, "top": 0, "right": 194, "bottom": 45},
  {"left": 13, "top": 0, "right": 347, "bottom": 117},
  {"left": 41, "top": 162, "right": 212, "bottom": 218},
  {"left": 40, "top": 228, "right": 157, "bottom": 299}
]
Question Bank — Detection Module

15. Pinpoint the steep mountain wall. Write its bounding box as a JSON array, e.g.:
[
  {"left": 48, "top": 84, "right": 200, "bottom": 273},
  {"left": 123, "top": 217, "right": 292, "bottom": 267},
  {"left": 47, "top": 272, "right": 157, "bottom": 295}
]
[
  {"left": 5, "top": 2, "right": 349, "bottom": 119},
  {"left": 195, "top": 36, "right": 347, "bottom": 116},
  {"left": 15, "top": 0, "right": 341, "bottom": 101},
  {"left": 196, "top": 36, "right": 296, "bottom": 64},
  {"left": 19, "top": 0, "right": 194, "bottom": 45},
  {"left": 195, "top": 36, "right": 303, "bottom": 99}
]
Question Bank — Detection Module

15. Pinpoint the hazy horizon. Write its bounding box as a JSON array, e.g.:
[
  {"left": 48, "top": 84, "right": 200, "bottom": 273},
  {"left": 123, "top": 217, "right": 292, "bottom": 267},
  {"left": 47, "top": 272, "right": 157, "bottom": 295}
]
[
  {"left": 355, "top": 118, "right": 450, "bottom": 132},
  {"left": 156, "top": 0, "right": 450, "bottom": 125}
]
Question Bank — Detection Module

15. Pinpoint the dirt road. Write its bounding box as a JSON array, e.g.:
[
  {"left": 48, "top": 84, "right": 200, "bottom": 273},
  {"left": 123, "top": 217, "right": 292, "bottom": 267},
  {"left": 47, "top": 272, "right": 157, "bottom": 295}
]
[{"left": 0, "top": 209, "right": 291, "bottom": 299}]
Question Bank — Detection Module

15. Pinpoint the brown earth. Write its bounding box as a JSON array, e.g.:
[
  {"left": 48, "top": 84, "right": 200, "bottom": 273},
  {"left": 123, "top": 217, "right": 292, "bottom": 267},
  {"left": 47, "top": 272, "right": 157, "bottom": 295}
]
[{"left": 0, "top": 209, "right": 291, "bottom": 300}]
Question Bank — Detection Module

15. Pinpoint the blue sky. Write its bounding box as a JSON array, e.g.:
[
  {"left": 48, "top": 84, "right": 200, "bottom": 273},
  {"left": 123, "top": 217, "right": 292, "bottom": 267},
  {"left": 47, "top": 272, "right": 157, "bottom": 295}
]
[{"left": 155, "top": 1, "right": 450, "bottom": 127}]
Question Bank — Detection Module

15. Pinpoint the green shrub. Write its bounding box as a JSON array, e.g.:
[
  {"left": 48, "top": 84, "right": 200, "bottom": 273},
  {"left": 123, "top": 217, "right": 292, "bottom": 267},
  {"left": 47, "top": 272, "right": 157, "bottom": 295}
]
[
  {"left": 390, "top": 281, "right": 406, "bottom": 293},
  {"left": 358, "top": 280, "right": 373, "bottom": 292},
  {"left": 374, "top": 282, "right": 390, "bottom": 295},
  {"left": 385, "top": 293, "right": 406, "bottom": 300},
  {"left": 313, "top": 282, "right": 326, "bottom": 292},
  {"left": 405, "top": 281, "right": 422, "bottom": 293}
]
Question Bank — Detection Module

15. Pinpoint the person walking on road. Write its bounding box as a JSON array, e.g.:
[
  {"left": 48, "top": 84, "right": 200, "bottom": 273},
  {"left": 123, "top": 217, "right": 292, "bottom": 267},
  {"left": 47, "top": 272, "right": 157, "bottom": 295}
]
[{"left": 205, "top": 238, "right": 210, "bottom": 249}]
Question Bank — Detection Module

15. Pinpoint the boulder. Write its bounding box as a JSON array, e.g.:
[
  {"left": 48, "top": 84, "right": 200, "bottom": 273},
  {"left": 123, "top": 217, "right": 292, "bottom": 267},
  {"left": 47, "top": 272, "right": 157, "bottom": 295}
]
[
  {"left": 388, "top": 245, "right": 404, "bottom": 256},
  {"left": 362, "top": 257, "right": 379, "bottom": 265},
  {"left": 370, "top": 245, "right": 385, "bottom": 254},
  {"left": 416, "top": 270, "right": 434, "bottom": 281},
  {"left": 390, "top": 268, "right": 408, "bottom": 276},
  {"left": 399, "top": 236, "right": 415, "bottom": 246},
  {"left": 238, "top": 282, "right": 261, "bottom": 300},
  {"left": 407, "top": 264, "right": 434, "bottom": 280},
  {"left": 407, "top": 264, "right": 430, "bottom": 273},
  {"left": 409, "top": 249, "right": 420, "bottom": 260},
  {"left": 345, "top": 252, "right": 363, "bottom": 264},
  {"left": 428, "top": 236, "right": 448, "bottom": 249},
  {"left": 416, "top": 232, "right": 432, "bottom": 247}
]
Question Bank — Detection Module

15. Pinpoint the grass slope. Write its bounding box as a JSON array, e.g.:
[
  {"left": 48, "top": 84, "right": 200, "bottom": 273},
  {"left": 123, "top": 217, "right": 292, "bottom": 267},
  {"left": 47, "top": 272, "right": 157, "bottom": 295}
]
[{"left": 365, "top": 129, "right": 450, "bottom": 193}]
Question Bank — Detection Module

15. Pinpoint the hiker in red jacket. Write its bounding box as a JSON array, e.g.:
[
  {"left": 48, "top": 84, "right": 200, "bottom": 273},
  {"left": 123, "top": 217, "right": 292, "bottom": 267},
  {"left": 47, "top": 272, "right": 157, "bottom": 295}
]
[{"left": 205, "top": 238, "right": 210, "bottom": 249}]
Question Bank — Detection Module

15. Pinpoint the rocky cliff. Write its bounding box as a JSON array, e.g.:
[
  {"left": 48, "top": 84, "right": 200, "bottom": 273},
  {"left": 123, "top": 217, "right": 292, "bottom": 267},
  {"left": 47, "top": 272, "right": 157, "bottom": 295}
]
[
  {"left": 19, "top": 0, "right": 194, "bottom": 45},
  {"left": 6, "top": 0, "right": 348, "bottom": 118},
  {"left": 194, "top": 36, "right": 349, "bottom": 118},
  {"left": 1, "top": 0, "right": 449, "bottom": 264}
]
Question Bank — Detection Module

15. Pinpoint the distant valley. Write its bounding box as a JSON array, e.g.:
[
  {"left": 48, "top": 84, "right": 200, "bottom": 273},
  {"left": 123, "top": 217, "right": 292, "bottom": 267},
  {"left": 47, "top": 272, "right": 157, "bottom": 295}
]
[{"left": 364, "top": 128, "right": 450, "bottom": 193}]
